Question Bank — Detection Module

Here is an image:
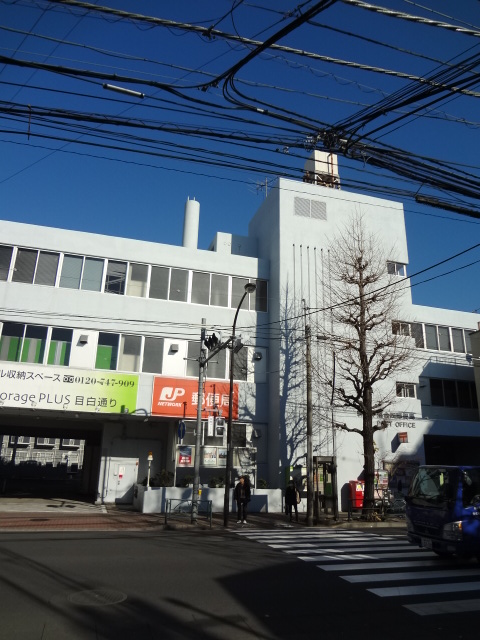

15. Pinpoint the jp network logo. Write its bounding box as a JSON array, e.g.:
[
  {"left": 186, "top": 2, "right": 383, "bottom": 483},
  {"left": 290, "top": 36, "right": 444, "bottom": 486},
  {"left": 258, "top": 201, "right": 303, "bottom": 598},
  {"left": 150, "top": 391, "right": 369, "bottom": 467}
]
[{"left": 158, "top": 387, "right": 186, "bottom": 403}]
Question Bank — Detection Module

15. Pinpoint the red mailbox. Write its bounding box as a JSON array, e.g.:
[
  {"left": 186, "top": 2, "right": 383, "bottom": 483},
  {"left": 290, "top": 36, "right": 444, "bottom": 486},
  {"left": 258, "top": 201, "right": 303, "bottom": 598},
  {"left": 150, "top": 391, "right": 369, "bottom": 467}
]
[{"left": 349, "top": 480, "right": 364, "bottom": 509}]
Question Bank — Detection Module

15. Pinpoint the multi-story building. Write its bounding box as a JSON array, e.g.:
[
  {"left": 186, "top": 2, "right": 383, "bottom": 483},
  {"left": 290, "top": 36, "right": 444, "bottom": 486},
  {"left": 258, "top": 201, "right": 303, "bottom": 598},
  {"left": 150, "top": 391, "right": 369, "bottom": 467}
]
[{"left": 1, "top": 153, "right": 479, "bottom": 509}]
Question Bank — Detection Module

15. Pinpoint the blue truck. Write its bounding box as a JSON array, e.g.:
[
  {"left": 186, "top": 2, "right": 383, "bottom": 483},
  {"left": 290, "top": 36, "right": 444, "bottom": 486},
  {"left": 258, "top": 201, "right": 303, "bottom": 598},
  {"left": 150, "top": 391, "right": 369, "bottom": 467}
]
[{"left": 405, "top": 465, "right": 480, "bottom": 559}]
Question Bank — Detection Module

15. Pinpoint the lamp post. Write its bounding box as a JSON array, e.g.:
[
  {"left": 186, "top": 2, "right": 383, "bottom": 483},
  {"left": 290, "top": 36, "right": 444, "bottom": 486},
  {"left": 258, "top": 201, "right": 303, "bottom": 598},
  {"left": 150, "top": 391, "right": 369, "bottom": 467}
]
[{"left": 223, "top": 282, "right": 256, "bottom": 527}]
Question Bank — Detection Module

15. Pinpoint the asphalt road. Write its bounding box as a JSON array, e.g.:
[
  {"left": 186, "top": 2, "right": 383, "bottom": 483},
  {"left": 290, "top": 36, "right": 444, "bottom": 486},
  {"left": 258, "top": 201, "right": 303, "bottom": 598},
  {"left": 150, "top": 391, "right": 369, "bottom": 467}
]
[{"left": 0, "top": 526, "right": 478, "bottom": 639}]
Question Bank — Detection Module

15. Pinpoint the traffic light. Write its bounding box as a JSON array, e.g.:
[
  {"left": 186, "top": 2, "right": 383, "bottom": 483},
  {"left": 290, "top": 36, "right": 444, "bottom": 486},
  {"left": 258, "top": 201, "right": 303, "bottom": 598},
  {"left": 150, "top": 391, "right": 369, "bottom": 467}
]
[{"left": 204, "top": 333, "right": 219, "bottom": 350}]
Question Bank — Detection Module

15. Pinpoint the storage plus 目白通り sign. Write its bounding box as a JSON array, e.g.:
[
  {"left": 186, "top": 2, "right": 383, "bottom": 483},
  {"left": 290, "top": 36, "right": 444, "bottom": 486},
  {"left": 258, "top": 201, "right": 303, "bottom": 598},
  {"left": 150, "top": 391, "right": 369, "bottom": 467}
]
[{"left": 0, "top": 363, "right": 138, "bottom": 413}]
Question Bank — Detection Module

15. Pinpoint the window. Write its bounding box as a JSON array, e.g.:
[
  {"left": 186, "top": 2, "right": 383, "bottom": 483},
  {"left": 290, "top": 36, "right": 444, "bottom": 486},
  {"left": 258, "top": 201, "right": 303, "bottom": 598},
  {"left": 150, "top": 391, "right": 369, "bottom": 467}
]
[
  {"left": 126, "top": 263, "right": 148, "bottom": 297},
  {"left": 207, "top": 347, "right": 227, "bottom": 380},
  {"left": 11, "top": 248, "right": 59, "bottom": 286},
  {"left": 254, "top": 279, "right": 268, "bottom": 312},
  {"left": 60, "top": 255, "right": 103, "bottom": 291},
  {"left": 105, "top": 261, "right": 126, "bottom": 295},
  {"left": 425, "top": 324, "right": 438, "bottom": 350},
  {"left": 0, "top": 245, "right": 13, "bottom": 281},
  {"left": 0, "top": 322, "right": 24, "bottom": 361},
  {"left": 191, "top": 272, "right": 210, "bottom": 305},
  {"left": 233, "top": 347, "right": 248, "bottom": 381},
  {"left": 81, "top": 258, "right": 103, "bottom": 291},
  {"left": 392, "top": 321, "right": 410, "bottom": 336},
  {"left": 118, "top": 335, "right": 142, "bottom": 372},
  {"left": 34, "top": 252, "right": 59, "bottom": 286},
  {"left": 142, "top": 337, "right": 164, "bottom": 373},
  {"left": 12, "top": 248, "right": 38, "bottom": 283},
  {"left": 430, "top": 379, "right": 444, "bottom": 406},
  {"left": 452, "top": 328, "right": 465, "bottom": 353},
  {"left": 465, "top": 331, "right": 472, "bottom": 354},
  {"left": 36, "top": 438, "right": 56, "bottom": 447},
  {"left": 59, "top": 255, "right": 83, "bottom": 289},
  {"left": 387, "top": 261, "right": 406, "bottom": 276},
  {"left": 95, "top": 333, "right": 119, "bottom": 370},
  {"left": 21, "top": 325, "right": 47, "bottom": 363},
  {"left": 438, "top": 326, "right": 451, "bottom": 352},
  {"left": 443, "top": 380, "right": 458, "bottom": 407},
  {"left": 231, "top": 277, "right": 249, "bottom": 309},
  {"left": 396, "top": 383, "right": 415, "bottom": 398},
  {"left": 62, "top": 439, "right": 81, "bottom": 447},
  {"left": 0, "top": 322, "right": 47, "bottom": 363},
  {"left": 210, "top": 274, "right": 228, "bottom": 307},
  {"left": 169, "top": 268, "right": 188, "bottom": 302},
  {"left": 410, "top": 323, "right": 424, "bottom": 348},
  {"left": 186, "top": 341, "right": 200, "bottom": 377},
  {"left": 47, "top": 328, "right": 72, "bottom": 366},
  {"left": 150, "top": 266, "right": 169, "bottom": 300}
]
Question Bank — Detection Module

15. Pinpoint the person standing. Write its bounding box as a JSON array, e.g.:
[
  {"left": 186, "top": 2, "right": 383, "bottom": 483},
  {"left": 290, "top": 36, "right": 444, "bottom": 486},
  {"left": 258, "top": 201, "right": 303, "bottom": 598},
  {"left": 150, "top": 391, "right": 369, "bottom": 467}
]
[
  {"left": 285, "top": 478, "right": 299, "bottom": 522},
  {"left": 234, "top": 475, "right": 251, "bottom": 524}
]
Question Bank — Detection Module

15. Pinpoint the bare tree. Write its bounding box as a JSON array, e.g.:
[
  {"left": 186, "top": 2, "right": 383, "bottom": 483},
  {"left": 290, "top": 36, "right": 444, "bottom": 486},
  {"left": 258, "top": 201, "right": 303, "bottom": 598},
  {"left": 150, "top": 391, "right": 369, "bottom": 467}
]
[{"left": 318, "top": 213, "right": 413, "bottom": 516}]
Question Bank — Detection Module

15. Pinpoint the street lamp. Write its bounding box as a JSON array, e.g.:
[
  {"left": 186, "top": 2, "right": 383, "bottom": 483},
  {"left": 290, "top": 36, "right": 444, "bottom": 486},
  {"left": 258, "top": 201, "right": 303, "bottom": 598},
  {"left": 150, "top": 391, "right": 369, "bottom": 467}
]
[{"left": 223, "top": 282, "right": 256, "bottom": 527}]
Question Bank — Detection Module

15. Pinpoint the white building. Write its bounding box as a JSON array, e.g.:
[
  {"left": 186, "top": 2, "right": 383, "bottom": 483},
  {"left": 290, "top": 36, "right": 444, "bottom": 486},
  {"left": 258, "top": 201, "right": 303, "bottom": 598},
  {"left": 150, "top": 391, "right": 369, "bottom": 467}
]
[{"left": 1, "top": 154, "right": 479, "bottom": 510}]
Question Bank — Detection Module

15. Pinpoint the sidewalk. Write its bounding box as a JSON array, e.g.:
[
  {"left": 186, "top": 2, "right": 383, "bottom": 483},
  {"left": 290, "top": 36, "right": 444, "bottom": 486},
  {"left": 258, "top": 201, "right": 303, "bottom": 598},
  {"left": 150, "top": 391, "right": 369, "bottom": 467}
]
[{"left": 0, "top": 499, "right": 407, "bottom": 532}]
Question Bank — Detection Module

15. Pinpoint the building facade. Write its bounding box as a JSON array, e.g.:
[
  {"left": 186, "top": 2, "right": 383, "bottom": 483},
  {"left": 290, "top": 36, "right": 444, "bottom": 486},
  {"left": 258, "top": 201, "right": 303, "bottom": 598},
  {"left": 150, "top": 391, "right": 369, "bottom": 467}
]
[{"left": 1, "top": 156, "right": 479, "bottom": 509}]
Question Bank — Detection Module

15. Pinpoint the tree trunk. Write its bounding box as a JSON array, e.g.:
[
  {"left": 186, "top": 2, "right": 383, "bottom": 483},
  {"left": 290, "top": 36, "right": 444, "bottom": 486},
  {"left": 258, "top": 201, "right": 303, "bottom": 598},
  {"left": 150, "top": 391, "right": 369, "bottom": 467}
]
[{"left": 362, "top": 387, "right": 376, "bottom": 517}]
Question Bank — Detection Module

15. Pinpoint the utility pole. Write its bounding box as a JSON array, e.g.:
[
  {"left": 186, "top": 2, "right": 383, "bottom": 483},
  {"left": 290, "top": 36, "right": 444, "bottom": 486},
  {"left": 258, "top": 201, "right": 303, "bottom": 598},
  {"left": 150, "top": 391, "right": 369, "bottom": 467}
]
[
  {"left": 191, "top": 318, "right": 206, "bottom": 524},
  {"left": 304, "top": 300, "right": 314, "bottom": 527}
]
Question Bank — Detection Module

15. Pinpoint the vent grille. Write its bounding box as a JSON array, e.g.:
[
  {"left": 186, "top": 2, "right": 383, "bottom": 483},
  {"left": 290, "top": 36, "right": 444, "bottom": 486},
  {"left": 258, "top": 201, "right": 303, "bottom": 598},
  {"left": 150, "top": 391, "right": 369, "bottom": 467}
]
[{"left": 294, "top": 197, "right": 327, "bottom": 220}]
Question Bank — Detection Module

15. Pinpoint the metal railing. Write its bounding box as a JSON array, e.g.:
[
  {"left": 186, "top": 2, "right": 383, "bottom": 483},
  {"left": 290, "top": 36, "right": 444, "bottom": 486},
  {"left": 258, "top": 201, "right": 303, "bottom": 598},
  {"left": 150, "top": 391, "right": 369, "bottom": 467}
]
[{"left": 165, "top": 498, "right": 213, "bottom": 528}]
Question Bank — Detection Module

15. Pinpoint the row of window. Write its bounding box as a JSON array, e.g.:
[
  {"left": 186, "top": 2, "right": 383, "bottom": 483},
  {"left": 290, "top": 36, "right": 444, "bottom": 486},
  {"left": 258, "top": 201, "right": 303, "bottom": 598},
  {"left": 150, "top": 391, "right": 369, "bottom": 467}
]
[
  {"left": 429, "top": 378, "right": 478, "bottom": 409},
  {"left": 0, "top": 244, "right": 268, "bottom": 312},
  {"left": 9, "top": 437, "right": 81, "bottom": 448},
  {"left": 396, "top": 379, "right": 477, "bottom": 409},
  {"left": 0, "top": 322, "right": 249, "bottom": 381},
  {"left": 393, "top": 321, "right": 472, "bottom": 354}
]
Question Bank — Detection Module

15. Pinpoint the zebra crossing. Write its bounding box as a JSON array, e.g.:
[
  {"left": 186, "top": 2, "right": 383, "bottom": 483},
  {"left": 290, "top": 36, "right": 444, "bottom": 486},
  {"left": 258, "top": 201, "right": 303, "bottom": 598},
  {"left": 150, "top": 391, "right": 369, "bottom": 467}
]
[{"left": 235, "top": 528, "right": 480, "bottom": 616}]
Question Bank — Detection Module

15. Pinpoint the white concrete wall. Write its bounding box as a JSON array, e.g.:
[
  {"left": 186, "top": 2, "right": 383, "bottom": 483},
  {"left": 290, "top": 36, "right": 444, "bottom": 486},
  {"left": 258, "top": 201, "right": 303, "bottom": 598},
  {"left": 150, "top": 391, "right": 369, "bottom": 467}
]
[{"left": 134, "top": 484, "right": 284, "bottom": 514}]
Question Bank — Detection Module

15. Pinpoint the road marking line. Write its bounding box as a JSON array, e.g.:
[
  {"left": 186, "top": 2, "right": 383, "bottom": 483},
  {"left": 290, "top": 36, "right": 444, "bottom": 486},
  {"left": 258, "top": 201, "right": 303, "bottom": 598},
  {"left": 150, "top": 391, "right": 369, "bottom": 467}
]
[
  {"left": 368, "top": 581, "right": 480, "bottom": 597},
  {"left": 344, "top": 569, "right": 480, "bottom": 583},
  {"left": 301, "top": 550, "right": 430, "bottom": 562},
  {"left": 317, "top": 559, "right": 442, "bottom": 571},
  {"left": 404, "top": 599, "right": 480, "bottom": 616}
]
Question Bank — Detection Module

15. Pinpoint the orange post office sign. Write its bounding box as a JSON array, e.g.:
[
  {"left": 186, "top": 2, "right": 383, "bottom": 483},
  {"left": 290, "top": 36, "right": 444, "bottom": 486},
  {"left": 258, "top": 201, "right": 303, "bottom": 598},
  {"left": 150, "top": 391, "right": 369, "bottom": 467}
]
[{"left": 152, "top": 377, "right": 238, "bottom": 419}]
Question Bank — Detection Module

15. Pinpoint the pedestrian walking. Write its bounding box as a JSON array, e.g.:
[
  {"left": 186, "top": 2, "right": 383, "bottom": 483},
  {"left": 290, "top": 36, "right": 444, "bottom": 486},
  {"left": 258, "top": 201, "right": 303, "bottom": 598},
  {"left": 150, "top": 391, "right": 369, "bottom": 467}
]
[
  {"left": 285, "top": 478, "right": 300, "bottom": 522},
  {"left": 234, "top": 475, "right": 251, "bottom": 524}
]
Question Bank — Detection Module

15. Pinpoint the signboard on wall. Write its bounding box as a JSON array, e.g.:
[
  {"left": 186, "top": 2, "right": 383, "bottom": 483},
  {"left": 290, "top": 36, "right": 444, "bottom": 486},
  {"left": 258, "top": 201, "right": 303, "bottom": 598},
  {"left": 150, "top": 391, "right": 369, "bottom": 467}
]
[
  {"left": 177, "top": 445, "right": 194, "bottom": 467},
  {"left": 152, "top": 377, "right": 238, "bottom": 419},
  {"left": 202, "top": 447, "right": 218, "bottom": 466},
  {"left": 0, "top": 363, "right": 138, "bottom": 414}
]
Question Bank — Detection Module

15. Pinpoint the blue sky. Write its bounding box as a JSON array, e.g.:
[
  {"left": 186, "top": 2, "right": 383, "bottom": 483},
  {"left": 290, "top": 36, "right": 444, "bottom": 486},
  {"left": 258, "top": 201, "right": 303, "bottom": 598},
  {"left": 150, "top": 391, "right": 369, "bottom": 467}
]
[{"left": 1, "top": 0, "right": 480, "bottom": 313}]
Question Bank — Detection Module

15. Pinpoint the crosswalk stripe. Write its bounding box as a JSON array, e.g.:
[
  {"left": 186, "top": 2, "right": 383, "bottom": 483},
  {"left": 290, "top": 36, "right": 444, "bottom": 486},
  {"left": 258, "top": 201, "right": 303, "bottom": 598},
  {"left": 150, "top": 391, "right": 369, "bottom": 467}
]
[
  {"left": 302, "top": 551, "right": 435, "bottom": 563},
  {"left": 404, "top": 599, "right": 480, "bottom": 616},
  {"left": 273, "top": 540, "right": 409, "bottom": 549},
  {"left": 344, "top": 568, "right": 480, "bottom": 583},
  {"left": 286, "top": 545, "right": 406, "bottom": 554},
  {"left": 317, "top": 559, "right": 442, "bottom": 571},
  {"left": 369, "top": 581, "right": 480, "bottom": 597}
]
